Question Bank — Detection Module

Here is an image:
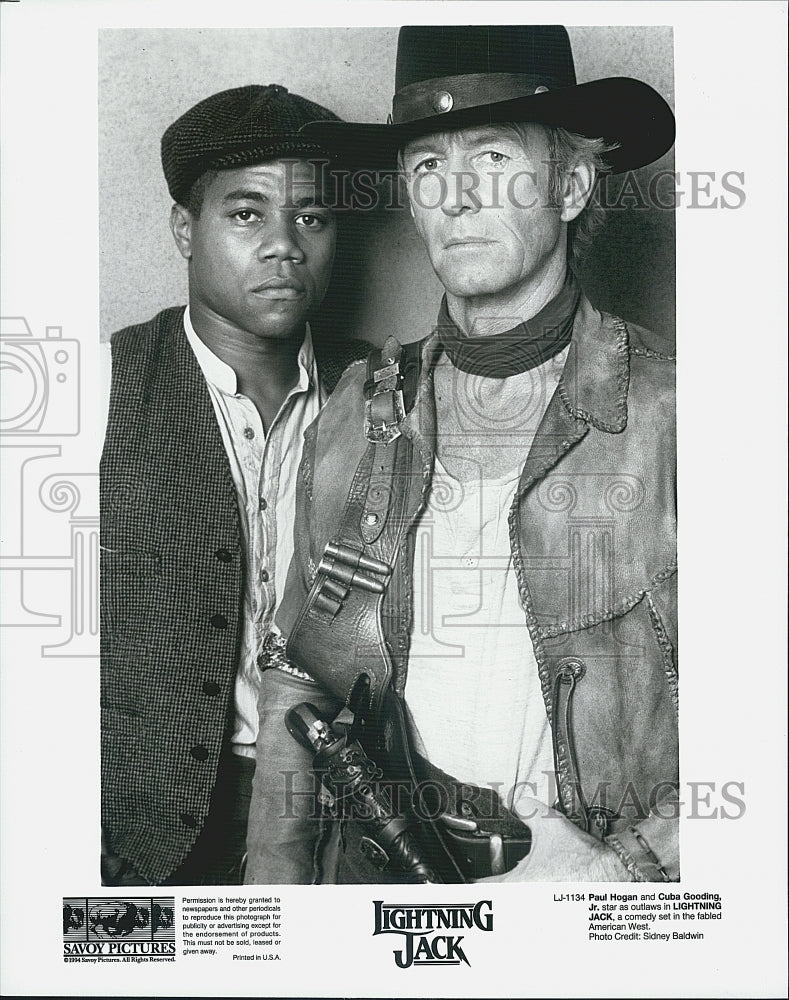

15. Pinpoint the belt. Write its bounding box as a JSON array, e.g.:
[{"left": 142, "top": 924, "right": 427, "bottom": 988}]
[
  {"left": 406, "top": 752, "right": 532, "bottom": 881},
  {"left": 230, "top": 743, "right": 257, "bottom": 760},
  {"left": 437, "top": 812, "right": 531, "bottom": 880}
]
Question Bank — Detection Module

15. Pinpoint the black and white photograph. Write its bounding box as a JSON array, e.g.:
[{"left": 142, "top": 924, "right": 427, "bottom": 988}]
[
  {"left": 0, "top": 2, "right": 786, "bottom": 997},
  {"left": 99, "top": 23, "right": 678, "bottom": 890}
]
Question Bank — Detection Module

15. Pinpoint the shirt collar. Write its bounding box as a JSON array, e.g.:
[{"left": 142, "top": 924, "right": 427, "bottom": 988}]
[{"left": 183, "top": 306, "right": 317, "bottom": 397}]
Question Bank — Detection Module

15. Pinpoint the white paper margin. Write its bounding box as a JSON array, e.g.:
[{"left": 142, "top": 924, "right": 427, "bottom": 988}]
[{"left": 1, "top": 1, "right": 786, "bottom": 997}]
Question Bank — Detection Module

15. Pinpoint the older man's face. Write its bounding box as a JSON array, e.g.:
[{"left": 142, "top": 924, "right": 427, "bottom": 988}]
[{"left": 401, "top": 123, "right": 563, "bottom": 300}]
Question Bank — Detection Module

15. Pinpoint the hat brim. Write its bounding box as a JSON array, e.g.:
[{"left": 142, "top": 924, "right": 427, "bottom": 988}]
[{"left": 302, "top": 77, "right": 674, "bottom": 174}]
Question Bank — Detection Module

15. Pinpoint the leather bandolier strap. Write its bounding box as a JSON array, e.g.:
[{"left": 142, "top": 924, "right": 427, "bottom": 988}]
[
  {"left": 286, "top": 336, "right": 422, "bottom": 716},
  {"left": 285, "top": 337, "right": 531, "bottom": 882}
]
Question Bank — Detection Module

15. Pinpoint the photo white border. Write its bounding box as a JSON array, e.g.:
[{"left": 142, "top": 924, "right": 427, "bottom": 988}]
[{"left": 1, "top": 2, "right": 786, "bottom": 997}]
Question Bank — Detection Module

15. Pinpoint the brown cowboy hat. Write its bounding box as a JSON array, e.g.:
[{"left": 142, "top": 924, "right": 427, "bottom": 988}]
[{"left": 302, "top": 25, "right": 675, "bottom": 173}]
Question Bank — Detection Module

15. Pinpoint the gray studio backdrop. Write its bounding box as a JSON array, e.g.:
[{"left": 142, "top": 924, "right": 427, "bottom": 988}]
[{"left": 99, "top": 26, "right": 675, "bottom": 347}]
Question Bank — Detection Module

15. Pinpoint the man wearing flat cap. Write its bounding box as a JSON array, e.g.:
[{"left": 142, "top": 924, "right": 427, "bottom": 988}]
[
  {"left": 251, "top": 25, "right": 678, "bottom": 883},
  {"left": 100, "top": 84, "right": 368, "bottom": 886}
]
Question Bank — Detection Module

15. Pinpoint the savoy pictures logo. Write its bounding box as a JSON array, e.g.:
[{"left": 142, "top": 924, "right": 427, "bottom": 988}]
[
  {"left": 63, "top": 898, "right": 176, "bottom": 962},
  {"left": 372, "top": 900, "right": 493, "bottom": 968}
]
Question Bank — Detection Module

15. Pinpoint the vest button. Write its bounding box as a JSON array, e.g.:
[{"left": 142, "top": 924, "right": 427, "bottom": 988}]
[
  {"left": 190, "top": 745, "right": 209, "bottom": 762},
  {"left": 180, "top": 812, "right": 197, "bottom": 828},
  {"left": 202, "top": 681, "right": 220, "bottom": 696},
  {"left": 215, "top": 548, "right": 232, "bottom": 563},
  {"left": 210, "top": 614, "right": 228, "bottom": 630}
]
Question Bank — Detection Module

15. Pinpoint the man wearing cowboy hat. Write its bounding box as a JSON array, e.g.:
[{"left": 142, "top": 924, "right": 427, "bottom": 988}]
[{"left": 246, "top": 25, "right": 678, "bottom": 883}]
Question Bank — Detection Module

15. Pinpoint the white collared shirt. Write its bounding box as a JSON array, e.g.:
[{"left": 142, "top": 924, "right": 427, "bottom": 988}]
[{"left": 102, "top": 308, "right": 326, "bottom": 750}]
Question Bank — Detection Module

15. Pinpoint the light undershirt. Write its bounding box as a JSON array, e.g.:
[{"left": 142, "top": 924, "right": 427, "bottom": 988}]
[{"left": 405, "top": 346, "right": 568, "bottom": 809}]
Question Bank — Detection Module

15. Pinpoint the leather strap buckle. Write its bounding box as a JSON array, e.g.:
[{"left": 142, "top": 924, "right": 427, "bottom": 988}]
[
  {"left": 364, "top": 338, "right": 406, "bottom": 445},
  {"left": 313, "top": 540, "right": 392, "bottom": 618},
  {"left": 364, "top": 383, "right": 405, "bottom": 445}
]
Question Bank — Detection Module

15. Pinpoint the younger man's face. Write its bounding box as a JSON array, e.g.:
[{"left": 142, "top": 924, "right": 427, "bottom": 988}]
[
  {"left": 176, "top": 159, "right": 336, "bottom": 342},
  {"left": 401, "top": 123, "right": 564, "bottom": 301}
]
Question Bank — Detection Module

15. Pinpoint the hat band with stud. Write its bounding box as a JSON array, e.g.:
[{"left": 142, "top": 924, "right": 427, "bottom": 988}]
[
  {"left": 300, "top": 26, "right": 676, "bottom": 174},
  {"left": 392, "top": 72, "right": 561, "bottom": 124}
]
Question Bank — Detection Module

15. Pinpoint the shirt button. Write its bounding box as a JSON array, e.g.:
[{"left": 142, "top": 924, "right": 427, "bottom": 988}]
[
  {"left": 210, "top": 613, "right": 228, "bottom": 630},
  {"left": 180, "top": 813, "right": 197, "bottom": 828},
  {"left": 190, "top": 745, "right": 209, "bottom": 762},
  {"left": 214, "top": 548, "right": 232, "bottom": 563},
  {"left": 244, "top": 426, "right": 255, "bottom": 440},
  {"left": 202, "top": 681, "right": 220, "bottom": 696},
  {"left": 259, "top": 496, "right": 268, "bottom": 511},
  {"left": 260, "top": 568, "right": 269, "bottom": 583}
]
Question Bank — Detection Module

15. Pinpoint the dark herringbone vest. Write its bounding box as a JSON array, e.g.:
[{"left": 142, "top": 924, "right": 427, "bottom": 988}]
[{"left": 100, "top": 306, "right": 367, "bottom": 882}]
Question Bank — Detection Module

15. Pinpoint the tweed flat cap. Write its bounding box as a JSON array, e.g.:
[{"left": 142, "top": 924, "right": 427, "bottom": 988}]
[{"left": 161, "top": 84, "right": 341, "bottom": 204}]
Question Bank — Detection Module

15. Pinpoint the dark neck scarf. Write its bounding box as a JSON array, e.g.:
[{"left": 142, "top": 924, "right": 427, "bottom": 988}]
[{"left": 436, "top": 275, "right": 581, "bottom": 379}]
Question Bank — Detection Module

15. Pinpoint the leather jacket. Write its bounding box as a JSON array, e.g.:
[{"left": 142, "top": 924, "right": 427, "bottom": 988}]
[{"left": 251, "top": 295, "right": 678, "bottom": 883}]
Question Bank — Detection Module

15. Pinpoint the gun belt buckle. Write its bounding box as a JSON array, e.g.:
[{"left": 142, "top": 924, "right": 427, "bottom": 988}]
[{"left": 439, "top": 813, "right": 524, "bottom": 878}]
